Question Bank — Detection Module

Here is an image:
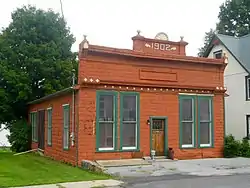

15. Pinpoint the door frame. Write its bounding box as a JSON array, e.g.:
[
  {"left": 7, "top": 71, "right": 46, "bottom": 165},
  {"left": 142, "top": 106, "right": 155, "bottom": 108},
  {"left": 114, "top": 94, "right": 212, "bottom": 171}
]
[{"left": 149, "top": 116, "right": 168, "bottom": 156}]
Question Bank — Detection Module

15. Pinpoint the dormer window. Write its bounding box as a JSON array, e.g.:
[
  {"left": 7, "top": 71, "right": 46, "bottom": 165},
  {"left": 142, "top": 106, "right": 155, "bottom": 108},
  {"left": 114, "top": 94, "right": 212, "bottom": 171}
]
[{"left": 213, "top": 50, "right": 223, "bottom": 59}]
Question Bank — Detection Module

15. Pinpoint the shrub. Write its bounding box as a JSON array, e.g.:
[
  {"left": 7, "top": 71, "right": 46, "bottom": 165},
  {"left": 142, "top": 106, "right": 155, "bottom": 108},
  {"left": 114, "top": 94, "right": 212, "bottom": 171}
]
[
  {"left": 7, "top": 119, "right": 31, "bottom": 153},
  {"left": 240, "top": 137, "right": 250, "bottom": 157},
  {"left": 224, "top": 134, "right": 241, "bottom": 158}
]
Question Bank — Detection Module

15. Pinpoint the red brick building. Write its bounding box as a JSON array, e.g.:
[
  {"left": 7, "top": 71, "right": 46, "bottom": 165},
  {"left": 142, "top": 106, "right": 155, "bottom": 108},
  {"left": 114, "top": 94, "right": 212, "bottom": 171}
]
[{"left": 28, "top": 31, "right": 227, "bottom": 166}]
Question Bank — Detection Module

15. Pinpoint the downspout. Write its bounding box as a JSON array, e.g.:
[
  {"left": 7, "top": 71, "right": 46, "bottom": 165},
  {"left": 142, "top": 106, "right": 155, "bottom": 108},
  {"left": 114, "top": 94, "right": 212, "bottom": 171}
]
[{"left": 71, "top": 69, "right": 76, "bottom": 165}]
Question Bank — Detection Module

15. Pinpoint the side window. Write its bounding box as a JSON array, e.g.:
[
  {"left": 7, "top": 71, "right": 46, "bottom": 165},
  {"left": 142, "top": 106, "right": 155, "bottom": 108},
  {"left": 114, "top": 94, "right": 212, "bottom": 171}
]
[
  {"left": 246, "top": 77, "right": 250, "bottom": 100},
  {"left": 63, "top": 104, "right": 70, "bottom": 150},
  {"left": 30, "top": 112, "right": 38, "bottom": 142},
  {"left": 213, "top": 50, "right": 223, "bottom": 59},
  {"left": 47, "top": 108, "right": 52, "bottom": 146}
]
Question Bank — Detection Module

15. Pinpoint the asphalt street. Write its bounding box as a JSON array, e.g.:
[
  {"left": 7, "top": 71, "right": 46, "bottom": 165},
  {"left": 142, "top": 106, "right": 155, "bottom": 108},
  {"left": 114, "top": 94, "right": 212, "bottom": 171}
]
[{"left": 120, "top": 174, "right": 250, "bottom": 188}]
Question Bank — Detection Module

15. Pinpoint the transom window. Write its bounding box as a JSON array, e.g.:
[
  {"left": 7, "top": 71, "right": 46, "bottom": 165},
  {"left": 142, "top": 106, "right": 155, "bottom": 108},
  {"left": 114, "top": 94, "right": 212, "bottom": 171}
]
[{"left": 179, "top": 95, "right": 214, "bottom": 148}]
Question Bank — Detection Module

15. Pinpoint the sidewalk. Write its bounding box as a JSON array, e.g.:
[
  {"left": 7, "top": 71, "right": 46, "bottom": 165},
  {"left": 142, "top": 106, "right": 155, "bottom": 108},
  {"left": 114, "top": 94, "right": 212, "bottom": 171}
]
[{"left": 14, "top": 179, "right": 123, "bottom": 188}]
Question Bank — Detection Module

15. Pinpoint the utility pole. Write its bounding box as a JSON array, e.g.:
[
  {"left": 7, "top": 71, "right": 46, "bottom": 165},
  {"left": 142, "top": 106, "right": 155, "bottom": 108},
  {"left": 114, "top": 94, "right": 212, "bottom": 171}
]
[{"left": 59, "top": 0, "right": 64, "bottom": 19}]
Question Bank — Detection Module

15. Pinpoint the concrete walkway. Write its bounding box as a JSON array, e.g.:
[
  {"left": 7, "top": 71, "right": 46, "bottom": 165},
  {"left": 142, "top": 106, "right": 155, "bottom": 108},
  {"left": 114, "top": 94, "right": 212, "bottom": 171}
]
[
  {"left": 105, "top": 157, "right": 250, "bottom": 177},
  {"left": 15, "top": 179, "right": 123, "bottom": 188}
]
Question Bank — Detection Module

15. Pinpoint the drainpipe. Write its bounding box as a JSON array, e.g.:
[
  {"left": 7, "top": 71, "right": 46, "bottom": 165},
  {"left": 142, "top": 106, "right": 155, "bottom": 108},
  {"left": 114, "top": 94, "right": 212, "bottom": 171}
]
[{"left": 71, "top": 69, "right": 76, "bottom": 147}]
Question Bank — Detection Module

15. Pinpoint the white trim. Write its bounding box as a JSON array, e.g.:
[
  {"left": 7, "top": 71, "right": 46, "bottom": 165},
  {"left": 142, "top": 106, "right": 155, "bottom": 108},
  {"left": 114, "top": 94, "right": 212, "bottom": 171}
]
[
  {"left": 200, "top": 143, "right": 211, "bottom": 147},
  {"left": 47, "top": 107, "right": 52, "bottom": 110},
  {"left": 62, "top": 104, "right": 70, "bottom": 107},
  {"left": 98, "top": 147, "right": 114, "bottom": 151},
  {"left": 179, "top": 93, "right": 214, "bottom": 97},
  {"left": 181, "top": 144, "right": 194, "bottom": 148},
  {"left": 122, "top": 146, "right": 137, "bottom": 150}
]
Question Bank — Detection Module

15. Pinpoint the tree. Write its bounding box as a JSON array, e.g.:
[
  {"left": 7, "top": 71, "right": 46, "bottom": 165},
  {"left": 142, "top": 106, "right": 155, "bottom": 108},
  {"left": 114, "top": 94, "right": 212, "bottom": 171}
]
[
  {"left": 0, "top": 5, "right": 77, "bottom": 124},
  {"left": 198, "top": 29, "right": 215, "bottom": 57},
  {"left": 198, "top": 0, "right": 250, "bottom": 56}
]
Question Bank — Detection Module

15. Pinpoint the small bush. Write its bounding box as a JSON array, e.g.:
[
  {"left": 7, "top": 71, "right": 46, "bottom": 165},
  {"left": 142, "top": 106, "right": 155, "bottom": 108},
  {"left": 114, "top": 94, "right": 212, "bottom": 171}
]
[
  {"left": 224, "top": 134, "right": 250, "bottom": 158},
  {"left": 7, "top": 119, "right": 31, "bottom": 153},
  {"left": 240, "top": 137, "right": 250, "bottom": 157},
  {"left": 224, "top": 134, "right": 241, "bottom": 158}
]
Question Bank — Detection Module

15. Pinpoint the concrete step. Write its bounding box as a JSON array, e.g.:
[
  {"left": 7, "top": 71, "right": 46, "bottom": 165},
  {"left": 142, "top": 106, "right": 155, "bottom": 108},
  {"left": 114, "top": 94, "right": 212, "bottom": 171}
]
[{"left": 96, "top": 158, "right": 151, "bottom": 167}]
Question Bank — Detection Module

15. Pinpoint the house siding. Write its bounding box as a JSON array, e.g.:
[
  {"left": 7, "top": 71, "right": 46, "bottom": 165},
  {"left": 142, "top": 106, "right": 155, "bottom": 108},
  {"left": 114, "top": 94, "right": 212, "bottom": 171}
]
[
  {"left": 29, "top": 93, "right": 78, "bottom": 165},
  {"left": 208, "top": 44, "right": 249, "bottom": 140}
]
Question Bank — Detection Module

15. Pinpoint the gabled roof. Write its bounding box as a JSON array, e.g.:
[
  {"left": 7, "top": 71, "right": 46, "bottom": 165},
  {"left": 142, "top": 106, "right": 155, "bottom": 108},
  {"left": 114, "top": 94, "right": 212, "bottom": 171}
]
[{"left": 204, "top": 33, "right": 250, "bottom": 73}]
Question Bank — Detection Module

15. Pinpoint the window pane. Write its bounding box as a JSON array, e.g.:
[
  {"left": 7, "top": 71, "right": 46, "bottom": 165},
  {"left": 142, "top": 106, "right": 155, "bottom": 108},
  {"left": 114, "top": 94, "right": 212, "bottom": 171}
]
[
  {"left": 248, "top": 79, "right": 250, "bottom": 99},
  {"left": 34, "top": 113, "right": 37, "bottom": 141},
  {"left": 99, "top": 123, "right": 113, "bottom": 148},
  {"left": 99, "top": 95, "right": 113, "bottom": 121},
  {"left": 47, "top": 109, "right": 52, "bottom": 145},
  {"left": 199, "top": 99, "right": 210, "bottom": 121},
  {"left": 122, "top": 123, "right": 136, "bottom": 147},
  {"left": 152, "top": 120, "right": 163, "bottom": 130},
  {"left": 63, "top": 106, "right": 69, "bottom": 149},
  {"left": 182, "top": 122, "right": 193, "bottom": 145},
  {"left": 200, "top": 122, "right": 210, "bottom": 145},
  {"left": 181, "top": 99, "right": 193, "bottom": 121},
  {"left": 63, "top": 128, "right": 69, "bottom": 148},
  {"left": 123, "top": 95, "right": 136, "bottom": 121}
]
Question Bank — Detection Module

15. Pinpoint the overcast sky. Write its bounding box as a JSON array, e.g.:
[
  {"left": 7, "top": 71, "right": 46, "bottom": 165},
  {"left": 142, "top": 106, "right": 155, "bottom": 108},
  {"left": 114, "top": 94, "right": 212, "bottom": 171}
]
[{"left": 1, "top": 0, "right": 225, "bottom": 56}]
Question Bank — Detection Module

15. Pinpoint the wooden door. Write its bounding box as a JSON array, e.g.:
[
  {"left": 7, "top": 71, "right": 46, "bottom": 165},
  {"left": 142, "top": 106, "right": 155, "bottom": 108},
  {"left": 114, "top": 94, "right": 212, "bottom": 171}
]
[
  {"left": 38, "top": 110, "right": 45, "bottom": 150},
  {"left": 152, "top": 119, "right": 165, "bottom": 156}
]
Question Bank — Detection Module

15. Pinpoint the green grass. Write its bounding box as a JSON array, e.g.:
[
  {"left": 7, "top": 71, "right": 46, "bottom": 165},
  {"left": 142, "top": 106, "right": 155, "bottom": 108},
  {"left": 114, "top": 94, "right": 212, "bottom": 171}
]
[{"left": 0, "top": 151, "right": 110, "bottom": 187}]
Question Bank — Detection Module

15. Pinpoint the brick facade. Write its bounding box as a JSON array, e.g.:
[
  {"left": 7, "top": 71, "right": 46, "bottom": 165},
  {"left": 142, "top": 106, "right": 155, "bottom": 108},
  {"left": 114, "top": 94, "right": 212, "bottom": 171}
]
[{"left": 28, "top": 32, "right": 226, "bottom": 165}]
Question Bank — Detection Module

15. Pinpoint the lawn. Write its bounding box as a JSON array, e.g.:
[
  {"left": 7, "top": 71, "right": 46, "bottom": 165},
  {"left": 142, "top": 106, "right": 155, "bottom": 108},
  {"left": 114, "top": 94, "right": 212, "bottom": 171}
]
[{"left": 0, "top": 151, "right": 110, "bottom": 187}]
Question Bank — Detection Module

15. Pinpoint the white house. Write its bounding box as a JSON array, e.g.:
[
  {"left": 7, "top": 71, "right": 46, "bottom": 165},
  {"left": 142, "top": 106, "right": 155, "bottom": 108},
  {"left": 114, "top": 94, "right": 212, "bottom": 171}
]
[
  {"left": 0, "top": 124, "right": 10, "bottom": 147},
  {"left": 204, "top": 33, "right": 250, "bottom": 140}
]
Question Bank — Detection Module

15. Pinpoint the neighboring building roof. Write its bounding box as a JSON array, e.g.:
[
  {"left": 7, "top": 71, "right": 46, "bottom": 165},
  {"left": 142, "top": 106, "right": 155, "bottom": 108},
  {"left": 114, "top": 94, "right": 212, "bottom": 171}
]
[
  {"left": 204, "top": 33, "right": 250, "bottom": 73},
  {"left": 27, "top": 87, "right": 75, "bottom": 105}
]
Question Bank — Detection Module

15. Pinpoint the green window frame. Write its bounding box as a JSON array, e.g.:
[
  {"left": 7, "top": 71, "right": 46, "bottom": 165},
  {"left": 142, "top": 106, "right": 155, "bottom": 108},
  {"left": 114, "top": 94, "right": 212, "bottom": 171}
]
[
  {"left": 63, "top": 104, "right": 70, "bottom": 150},
  {"left": 47, "top": 107, "right": 52, "bottom": 146},
  {"left": 197, "top": 96, "right": 214, "bottom": 148},
  {"left": 179, "top": 94, "right": 214, "bottom": 149},
  {"left": 30, "top": 112, "right": 38, "bottom": 142},
  {"left": 120, "top": 92, "right": 140, "bottom": 151},
  {"left": 96, "top": 91, "right": 117, "bottom": 151},
  {"left": 179, "top": 95, "right": 196, "bottom": 148}
]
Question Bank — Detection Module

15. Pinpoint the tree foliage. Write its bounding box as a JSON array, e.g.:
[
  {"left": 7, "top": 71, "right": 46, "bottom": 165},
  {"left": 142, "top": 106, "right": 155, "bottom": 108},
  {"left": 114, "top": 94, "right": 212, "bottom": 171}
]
[
  {"left": 0, "top": 6, "right": 77, "bottom": 124},
  {"left": 7, "top": 119, "right": 32, "bottom": 152},
  {"left": 198, "top": 0, "right": 250, "bottom": 56},
  {"left": 198, "top": 29, "right": 215, "bottom": 57}
]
